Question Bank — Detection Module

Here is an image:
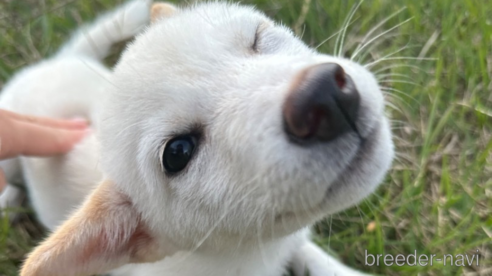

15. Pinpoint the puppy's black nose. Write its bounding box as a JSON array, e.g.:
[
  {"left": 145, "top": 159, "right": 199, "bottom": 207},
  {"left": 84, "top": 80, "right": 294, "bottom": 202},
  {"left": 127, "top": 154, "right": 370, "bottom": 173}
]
[{"left": 283, "top": 63, "right": 360, "bottom": 143}]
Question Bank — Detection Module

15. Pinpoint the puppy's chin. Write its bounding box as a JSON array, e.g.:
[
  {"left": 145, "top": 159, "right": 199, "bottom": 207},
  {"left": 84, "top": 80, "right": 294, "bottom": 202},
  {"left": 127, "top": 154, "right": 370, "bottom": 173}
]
[
  {"left": 321, "top": 118, "right": 393, "bottom": 213},
  {"left": 270, "top": 118, "right": 393, "bottom": 236}
]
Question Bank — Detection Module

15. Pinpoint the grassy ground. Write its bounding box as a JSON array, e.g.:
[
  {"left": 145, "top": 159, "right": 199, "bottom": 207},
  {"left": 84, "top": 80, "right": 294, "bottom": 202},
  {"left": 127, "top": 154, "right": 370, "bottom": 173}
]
[{"left": 0, "top": 0, "right": 491, "bottom": 275}]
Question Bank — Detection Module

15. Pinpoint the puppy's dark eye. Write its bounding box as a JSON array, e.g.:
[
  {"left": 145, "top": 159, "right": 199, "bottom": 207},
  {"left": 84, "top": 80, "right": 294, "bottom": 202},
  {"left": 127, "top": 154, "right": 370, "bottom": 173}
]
[{"left": 162, "top": 136, "right": 197, "bottom": 173}]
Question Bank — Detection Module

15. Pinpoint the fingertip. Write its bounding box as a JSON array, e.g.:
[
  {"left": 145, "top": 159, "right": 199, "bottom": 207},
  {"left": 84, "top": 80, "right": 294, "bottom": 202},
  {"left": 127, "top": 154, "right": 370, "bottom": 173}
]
[
  {"left": 58, "top": 128, "right": 92, "bottom": 153},
  {"left": 68, "top": 118, "right": 90, "bottom": 129},
  {"left": 12, "top": 120, "right": 93, "bottom": 157},
  {"left": 71, "top": 128, "right": 92, "bottom": 145},
  {"left": 81, "top": 128, "right": 93, "bottom": 139}
]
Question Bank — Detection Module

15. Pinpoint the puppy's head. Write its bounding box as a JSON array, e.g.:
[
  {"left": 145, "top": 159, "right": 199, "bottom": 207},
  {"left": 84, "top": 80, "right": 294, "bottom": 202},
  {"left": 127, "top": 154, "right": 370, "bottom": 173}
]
[{"left": 22, "top": 2, "right": 394, "bottom": 275}]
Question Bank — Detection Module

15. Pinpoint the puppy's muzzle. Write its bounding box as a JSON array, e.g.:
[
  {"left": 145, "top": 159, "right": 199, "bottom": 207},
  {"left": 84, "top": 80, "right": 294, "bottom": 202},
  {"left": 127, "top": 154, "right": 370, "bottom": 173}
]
[{"left": 283, "top": 63, "right": 360, "bottom": 143}]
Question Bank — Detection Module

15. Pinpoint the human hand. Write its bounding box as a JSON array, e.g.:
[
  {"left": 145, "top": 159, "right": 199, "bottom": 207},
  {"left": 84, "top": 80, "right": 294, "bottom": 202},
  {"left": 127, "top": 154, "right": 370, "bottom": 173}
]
[{"left": 0, "top": 109, "right": 89, "bottom": 190}]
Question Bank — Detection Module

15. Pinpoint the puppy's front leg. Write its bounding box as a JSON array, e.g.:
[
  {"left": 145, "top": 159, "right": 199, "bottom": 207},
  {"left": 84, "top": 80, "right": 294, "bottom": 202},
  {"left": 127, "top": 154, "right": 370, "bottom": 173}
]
[{"left": 290, "top": 241, "right": 372, "bottom": 276}]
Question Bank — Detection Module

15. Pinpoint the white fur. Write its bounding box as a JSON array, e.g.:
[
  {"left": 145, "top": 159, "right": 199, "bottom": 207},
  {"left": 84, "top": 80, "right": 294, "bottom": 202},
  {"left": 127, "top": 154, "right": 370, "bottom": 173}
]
[
  {"left": 0, "top": 0, "right": 151, "bottom": 229},
  {"left": 1, "top": 1, "right": 394, "bottom": 275}
]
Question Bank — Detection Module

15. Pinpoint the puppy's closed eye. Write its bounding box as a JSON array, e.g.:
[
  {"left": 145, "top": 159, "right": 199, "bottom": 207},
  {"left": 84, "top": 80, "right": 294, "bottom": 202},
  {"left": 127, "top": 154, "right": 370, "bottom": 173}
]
[
  {"left": 251, "top": 25, "right": 261, "bottom": 53},
  {"left": 251, "top": 22, "right": 270, "bottom": 53},
  {"left": 161, "top": 135, "right": 198, "bottom": 173}
]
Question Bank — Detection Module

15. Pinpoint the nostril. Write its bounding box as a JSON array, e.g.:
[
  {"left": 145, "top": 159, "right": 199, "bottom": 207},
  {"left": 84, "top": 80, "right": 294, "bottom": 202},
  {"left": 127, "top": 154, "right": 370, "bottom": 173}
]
[
  {"left": 334, "top": 66, "right": 346, "bottom": 89},
  {"left": 304, "top": 107, "right": 328, "bottom": 139}
]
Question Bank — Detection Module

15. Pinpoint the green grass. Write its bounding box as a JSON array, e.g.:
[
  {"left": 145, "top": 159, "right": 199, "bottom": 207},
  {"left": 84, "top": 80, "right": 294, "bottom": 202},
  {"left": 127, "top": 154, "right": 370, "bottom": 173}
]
[{"left": 1, "top": 0, "right": 491, "bottom": 275}]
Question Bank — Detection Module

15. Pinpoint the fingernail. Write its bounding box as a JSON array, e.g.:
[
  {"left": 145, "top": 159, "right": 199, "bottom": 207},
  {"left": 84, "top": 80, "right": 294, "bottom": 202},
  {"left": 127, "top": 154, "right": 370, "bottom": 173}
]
[{"left": 70, "top": 117, "right": 89, "bottom": 125}]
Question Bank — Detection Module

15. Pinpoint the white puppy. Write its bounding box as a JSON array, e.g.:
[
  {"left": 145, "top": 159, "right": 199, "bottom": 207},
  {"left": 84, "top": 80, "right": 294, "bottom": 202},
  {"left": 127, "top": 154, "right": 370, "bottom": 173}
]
[{"left": 0, "top": 1, "right": 394, "bottom": 276}]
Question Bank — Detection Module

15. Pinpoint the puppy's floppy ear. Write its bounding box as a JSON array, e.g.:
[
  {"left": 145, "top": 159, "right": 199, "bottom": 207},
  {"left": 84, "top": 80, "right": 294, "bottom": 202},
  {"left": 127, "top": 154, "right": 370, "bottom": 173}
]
[
  {"left": 21, "top": 179, "right": 177, "bottom": 276},
  {"left": 151, "top": 2, "right": 178, "bottom": 23}
]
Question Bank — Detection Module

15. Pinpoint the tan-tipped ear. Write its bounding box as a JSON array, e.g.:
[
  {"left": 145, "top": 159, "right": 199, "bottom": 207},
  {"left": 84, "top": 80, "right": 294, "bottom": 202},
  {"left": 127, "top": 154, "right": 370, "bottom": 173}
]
[
  {"left": 151, "top": 2, "right": 178, "bottom": 23},
  {"left": 21, "top": 180, "right": 176, "bottom": 276}
]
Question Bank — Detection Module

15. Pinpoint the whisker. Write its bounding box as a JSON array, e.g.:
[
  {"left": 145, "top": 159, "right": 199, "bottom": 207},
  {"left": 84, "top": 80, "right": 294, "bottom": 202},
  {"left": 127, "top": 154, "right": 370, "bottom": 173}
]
[
  {"left": 351, "top": 17, "right": 414, "bottom": 60},
  {"left": 315, "top": 17, "right": 358, "bottom": 50},
  {"left": 376, "top": 73, "right": 414, "bottom": 80},
  {"left": 381, "top": 86, "right": 418, "bottom": 103},
  {"left": 373, "top": 63, "right": 425, "bottom": 75},
  {"left": 256, "top": 220, "right": 268, "bottom": 267},
  {"left": 354, "top": 33, "right": 406, "bottom": 63},
  {"left": 270, "top": 209, "right": 276, "bottom": 242},
  {"left": 364, "top": 43, "right": 413, "bottom": 65},
  {"left": 351, "top": 7, "right": 407, "bottom": 60},
  {"left": 232, "top": 227, "right": 248, "bottom": 253},
  {"left": 334, "top": 1, "right": 361, "bottom": 55},
  {"left": 365, "top": 56, "right": 436, "bottom": 68},
  {"left": 299, "top": 24, "right": 307, "bottom": 40},
  {"left": 291, "top": 201, "right": 307, "bottom": 232},
  {"left": 391, "top": 126, "right": 411, "bottom": 131},
  {"left": 384, "top": 91, "right": 404, "bottom": 102},
  {"left": 334, "top": 3, "right": 353, "bottom": 56},
  {"left": 385, "top": 100, "right": 404, "bottom": 113},
  {"left": 315, "top": 30, "right": 342, "bottom": 50},
  {"left": 382, "top": 91, "right": 414, "bottom": 110},
  {"left": 171, "top": 176, "right": 263, "bottom": 267},
  {"left": 299, "top": 193, "right": 319, "bottom": 224},
  {"left": 392, "top": 135, "right": 414, "bottom": 144},
  {"left": 360, "top": 44, "right": 423, "bottom": 67},
  {"left": 379, "top": 79, "right": 421, "bottom": 86},
  {"left": 338, "top": 0, "right": 364, "bottom": 57},
  {"left": 390, "top": 119, "right": 408, "bottom": 125}
]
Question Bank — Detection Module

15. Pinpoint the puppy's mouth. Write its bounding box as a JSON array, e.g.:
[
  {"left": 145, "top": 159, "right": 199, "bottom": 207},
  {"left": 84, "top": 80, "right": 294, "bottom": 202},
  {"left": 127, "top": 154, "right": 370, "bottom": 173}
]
[{"left": 275, "top": 119, "right": 381, "bottom": 223}]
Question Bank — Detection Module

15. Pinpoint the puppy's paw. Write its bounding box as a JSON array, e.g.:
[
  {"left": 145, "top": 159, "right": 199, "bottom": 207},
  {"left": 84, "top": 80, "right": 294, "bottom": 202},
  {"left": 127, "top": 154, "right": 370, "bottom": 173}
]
[{"left": 291, "top": 241, "right": 373, "bottom": 276}]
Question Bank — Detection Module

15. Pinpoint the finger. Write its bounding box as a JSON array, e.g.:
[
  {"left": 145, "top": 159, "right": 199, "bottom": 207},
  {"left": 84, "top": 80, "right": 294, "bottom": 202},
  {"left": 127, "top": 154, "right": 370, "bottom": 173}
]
[
  {"left": 0, "top": 109, "right": 88, "bottom": 130},
  {"left": 5, "top": 120, "right": 89, "bottom": 158},
  {"left": 0, "top": 169, "right": 5, "bottom": 192}
]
